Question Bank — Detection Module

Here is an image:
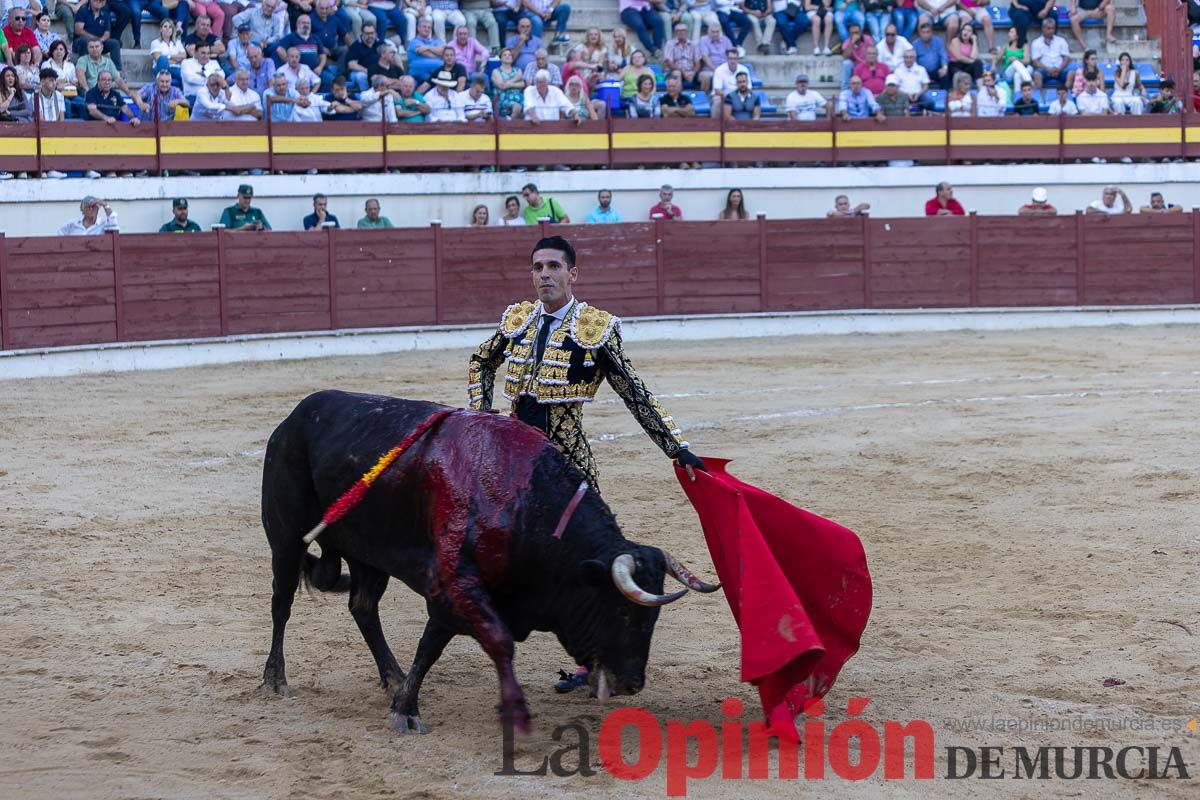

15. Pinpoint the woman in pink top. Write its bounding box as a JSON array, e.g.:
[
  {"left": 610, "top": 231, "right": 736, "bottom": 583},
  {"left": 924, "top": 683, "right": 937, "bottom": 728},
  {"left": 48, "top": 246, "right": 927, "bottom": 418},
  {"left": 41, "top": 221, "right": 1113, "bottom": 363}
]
[{"left": 947, "top": 21, "right": 982, "bottom": 84}]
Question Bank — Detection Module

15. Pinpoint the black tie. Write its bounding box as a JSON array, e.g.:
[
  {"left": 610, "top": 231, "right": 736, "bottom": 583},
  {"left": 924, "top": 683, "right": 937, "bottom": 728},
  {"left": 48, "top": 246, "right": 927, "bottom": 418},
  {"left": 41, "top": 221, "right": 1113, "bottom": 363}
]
[{"left": 534, "top": 314, "right": 553, "bottom": 364}]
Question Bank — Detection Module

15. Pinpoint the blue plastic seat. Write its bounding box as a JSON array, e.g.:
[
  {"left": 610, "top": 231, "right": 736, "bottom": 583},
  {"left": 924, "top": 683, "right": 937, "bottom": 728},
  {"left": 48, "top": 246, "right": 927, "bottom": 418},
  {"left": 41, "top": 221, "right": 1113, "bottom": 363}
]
[
  {"left": 1100, "top": 62, "right": 1117, "bottom": 87},
  {"left": 1136, "top": 62, "right": 1160, "bottom": 88},
  {"left": 926, "top": 89, "right": 946, "bottom": 113},
  {"left": 988, "top": 6, "right": 1011, "bottom": 27},
  {"left": 756, "top": 90, "right": 776, "bottom": 115},
  {"left": 685, "top": 90, "right": 712, "bottom": 115},
  {"left": 743, "top": 62, "right": 764, "bottom": 89},
  {"left": 650, "top": 63, "right": 665, "bottom": 89}
]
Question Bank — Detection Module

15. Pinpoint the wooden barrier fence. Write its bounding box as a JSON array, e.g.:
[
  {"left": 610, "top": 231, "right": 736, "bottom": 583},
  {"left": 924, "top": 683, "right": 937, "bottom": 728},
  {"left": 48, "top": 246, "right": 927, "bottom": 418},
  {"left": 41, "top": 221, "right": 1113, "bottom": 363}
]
[
  {"left": 3, "top": 112, "right": 1200, "bottom": 175},
  {"left": 2, "top": 213, "right": 1198, "bottom": 352}
]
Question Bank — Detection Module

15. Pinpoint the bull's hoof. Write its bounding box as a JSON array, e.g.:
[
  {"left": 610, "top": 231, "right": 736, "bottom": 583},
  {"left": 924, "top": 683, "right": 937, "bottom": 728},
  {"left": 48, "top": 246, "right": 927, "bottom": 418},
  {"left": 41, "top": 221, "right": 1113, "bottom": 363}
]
[
  {"left": 389, "top": 711, "right": 429, "bottom": 735},
  {"left": 499, "top": 705, "right": 533, "bottom": 735},
  {"left": 258, "top": 680, "right": 292, "bottom": 698}
]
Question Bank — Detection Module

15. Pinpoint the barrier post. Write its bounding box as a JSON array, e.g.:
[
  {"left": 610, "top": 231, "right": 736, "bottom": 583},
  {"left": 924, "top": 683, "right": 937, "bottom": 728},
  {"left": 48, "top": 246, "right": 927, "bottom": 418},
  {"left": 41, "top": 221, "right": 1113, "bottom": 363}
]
[
  {"left": 944, "top": 111, "right": 951, "bottom": 166},
  {"left": 718, "top": 107, "right": 726, "bottom": 168},
  {"left": 326, "top": 225, "right": 340, "bottom": 329},
  {"left": 655, "top": 216, "right": 666, "bottom": 314},
  {"left": 606, "top": 112, "right": 613, "bottom": 170},
  {"left": 0, "top": 233, "right": 9, "bottom": 350},
  {"left": 860, "top": 213, "right": 872, "bottom": 308},
  {"left": 757, "top": 213, "right": 768, "bottom": 312},
  {"left": 154, "top": 116, "right": 162, "bottom": 175},
  {"left": 34, "top": 93, "right": 43, "bottom": 177},
  {"left": 432, "top": 221, "right": 444, "bottom": 325},
  {"left": 380, "top": 96, "right": 388, "bottom": 173},
  {"left": 266, "top": 101, "right": 275, "bottom": 174},
  {"left": 1074, "top": 210, "right": 1085, "bottom": 304},
  {"left": 831, "top": 112, "right": 838, "bottom": 167},
  {"left": 1058, "top": 113, "right": 1064, "bottom": 164},
  {"left": 216, "top": 226, "right": 229, "bottom": 335},
  {"left": 968, "top": 211, "right": 979, "bottom": 306},
  {"left": 111, "top": 230, "right": 125, "bottom": 341},
  {"left": 1192, "top": 208, "right": 1200, "bottom": 303}
]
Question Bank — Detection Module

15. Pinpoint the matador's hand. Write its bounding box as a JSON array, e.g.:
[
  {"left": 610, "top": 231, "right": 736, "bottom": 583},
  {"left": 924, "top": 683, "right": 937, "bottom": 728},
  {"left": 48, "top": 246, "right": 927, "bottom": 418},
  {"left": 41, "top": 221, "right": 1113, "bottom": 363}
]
[{"left": 675, "top": 449, "right": 707, "bottom": 482}]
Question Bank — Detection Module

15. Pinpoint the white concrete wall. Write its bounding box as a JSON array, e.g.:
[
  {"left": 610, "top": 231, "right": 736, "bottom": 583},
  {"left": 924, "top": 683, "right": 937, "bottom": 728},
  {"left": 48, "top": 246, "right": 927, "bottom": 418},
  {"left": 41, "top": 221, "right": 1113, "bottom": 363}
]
[{"left": 1, "top": 162, "right": 1196, "bottom": 237}]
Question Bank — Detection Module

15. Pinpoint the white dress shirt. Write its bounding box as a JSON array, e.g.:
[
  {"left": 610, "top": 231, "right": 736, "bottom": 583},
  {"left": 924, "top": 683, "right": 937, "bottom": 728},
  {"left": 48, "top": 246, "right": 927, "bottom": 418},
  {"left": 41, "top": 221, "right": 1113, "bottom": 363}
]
[
  {"left": 58, "top": 208, "right": 114, "bottom": 236},
  {"left": 180, "top": 57, "right": 222, "bottom": 99},
  {"left": 877, "top": 35, "right": 912, "bottom": 71},
  {"left": 426, "top": 88, "right": 466, "bottom": 121},
  {"left": 224, "top": 84, "right": 261, "bottom": 120},
  {"left": 192, "top": 86, "right": 228, "bottom": 120},
  {"left": 522, "top": 84, "right": 573, "bottom": 120}
]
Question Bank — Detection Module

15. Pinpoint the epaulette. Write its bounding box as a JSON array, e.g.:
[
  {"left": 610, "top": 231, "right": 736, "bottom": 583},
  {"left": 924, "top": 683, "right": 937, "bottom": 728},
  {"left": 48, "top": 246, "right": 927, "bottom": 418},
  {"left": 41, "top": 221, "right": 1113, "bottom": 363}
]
[
  {"left": 569, "top": 302, "right": 621, "bottom": 349},
  {"left": 500, "top": 301, "right": 537, "bottom": 339}
]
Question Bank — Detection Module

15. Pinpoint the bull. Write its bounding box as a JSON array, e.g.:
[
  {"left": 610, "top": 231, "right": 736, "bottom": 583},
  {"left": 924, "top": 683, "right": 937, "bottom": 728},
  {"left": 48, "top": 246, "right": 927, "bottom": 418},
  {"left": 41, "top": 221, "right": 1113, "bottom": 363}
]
[{"left": 259, "top": 390, "right": 718, "bottom": 734}]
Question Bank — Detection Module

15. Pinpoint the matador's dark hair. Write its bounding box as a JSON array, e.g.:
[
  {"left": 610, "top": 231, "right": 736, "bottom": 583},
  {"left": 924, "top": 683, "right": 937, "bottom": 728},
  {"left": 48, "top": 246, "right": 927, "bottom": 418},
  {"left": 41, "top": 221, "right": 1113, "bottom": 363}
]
[{"left": 532, "top": 236, "right": 576, "bottom": 269}]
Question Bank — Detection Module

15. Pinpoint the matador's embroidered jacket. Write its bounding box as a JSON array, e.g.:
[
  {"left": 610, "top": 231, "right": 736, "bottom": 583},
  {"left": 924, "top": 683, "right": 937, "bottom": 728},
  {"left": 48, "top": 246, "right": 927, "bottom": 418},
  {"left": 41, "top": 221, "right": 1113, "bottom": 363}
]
[{"left": 468, "top": 298, "right": 688, "bottom": 492}]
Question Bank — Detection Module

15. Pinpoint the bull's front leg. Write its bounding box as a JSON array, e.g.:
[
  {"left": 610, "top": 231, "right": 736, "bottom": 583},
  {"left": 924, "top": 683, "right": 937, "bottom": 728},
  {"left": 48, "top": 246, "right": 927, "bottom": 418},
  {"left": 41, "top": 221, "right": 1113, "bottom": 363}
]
[{"left": 444, "top": 570, "right": 532, "bottom": 733}]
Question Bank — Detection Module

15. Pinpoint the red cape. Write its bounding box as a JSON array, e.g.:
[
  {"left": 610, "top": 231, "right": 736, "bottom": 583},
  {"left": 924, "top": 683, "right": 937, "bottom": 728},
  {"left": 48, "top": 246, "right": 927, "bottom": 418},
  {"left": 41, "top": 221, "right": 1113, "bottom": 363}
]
[{"left": 675, "top": 459, "right": 872, "bottom": 739}]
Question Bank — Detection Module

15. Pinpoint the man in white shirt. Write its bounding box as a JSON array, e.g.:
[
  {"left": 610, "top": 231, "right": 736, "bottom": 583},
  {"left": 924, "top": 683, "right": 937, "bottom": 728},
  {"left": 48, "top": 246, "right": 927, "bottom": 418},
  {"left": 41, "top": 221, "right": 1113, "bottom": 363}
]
[
  {"left": 522, "top": 68, "right": 574, "bottom": 122},
  {"left": 876, "top": 23, "right": 911, "bottom": 71},
  {"left": 181, "top": 43, "right": 223, "bottom": 99},
  {"left": 1075, "top": 74, "right": 1111, "bottom": 115},
  {"left": 58, "top": 196, "right": 116, "bottom": 236},
  {"left": 784, "top": 73, "right": 828, "bottom": 120},
  {"left": 278, "top": 46, "right": 321, "bottom": 93},
  {"left": 892, "top": 47, "right": 931, "bottom": 112},
  {"left": 360, "top": 74, "right": 401, "bottom": 122},
  {"left": 709, "top": 46, "right": 749, "bottom": 118},
  {"left": 1030, "top": 16, "right": 1070, "bottom": 90},
  {"left": 291, "top": 78, "right": 331, "bottom": 122},
  {"left": 1046, "top": 85, "right": 1078, "bottom": 116},
  {"left": 425, "top": 68, "right": 466, "bottom": 120},
  {"left": 1086, "top": 185, "right": 1132, "bottom": 216},
  {"left": 192, "top": 72, "right": 230, "bottom": 120},
  {"left": 461, "top": 76, "right": 492, "bottom": 121},
  {"left": 225, "top": 68, "right": 263, "bottom": 120}
]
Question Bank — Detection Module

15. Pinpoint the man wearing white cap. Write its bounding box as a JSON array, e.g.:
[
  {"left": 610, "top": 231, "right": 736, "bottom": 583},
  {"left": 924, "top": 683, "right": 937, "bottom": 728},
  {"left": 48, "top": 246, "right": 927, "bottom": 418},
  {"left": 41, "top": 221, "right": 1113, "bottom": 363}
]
[
  {"left": 877, "top": 73, "right": 908, "bottom": 117},
  {"left": 784, "top": 73, "right": 829, "bottom": 120},
  {"left": 1018, "top": 187, "right": 1057, "bottom": 216}
]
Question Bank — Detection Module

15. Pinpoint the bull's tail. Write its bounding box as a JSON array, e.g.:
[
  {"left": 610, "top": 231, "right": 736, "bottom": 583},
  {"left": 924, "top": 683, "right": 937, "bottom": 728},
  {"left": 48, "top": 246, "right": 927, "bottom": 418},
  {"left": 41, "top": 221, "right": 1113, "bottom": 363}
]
[{"left": 300, "top": 548, "right": 352, "bottom": 593}]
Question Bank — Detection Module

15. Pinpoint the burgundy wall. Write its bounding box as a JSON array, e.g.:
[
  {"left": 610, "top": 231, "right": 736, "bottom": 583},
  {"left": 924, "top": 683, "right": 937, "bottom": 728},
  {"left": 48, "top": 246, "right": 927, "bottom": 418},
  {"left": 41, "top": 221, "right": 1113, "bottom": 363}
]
[{"left": 2, "top": 214, "right": 1198, "bottom": 352}]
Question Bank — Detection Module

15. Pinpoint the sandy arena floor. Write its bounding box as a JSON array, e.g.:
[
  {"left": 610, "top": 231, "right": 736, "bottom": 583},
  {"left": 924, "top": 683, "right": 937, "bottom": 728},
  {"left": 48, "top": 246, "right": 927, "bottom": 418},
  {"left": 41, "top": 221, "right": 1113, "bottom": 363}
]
[{"left": 2, "top": 325, "right": 1199, "bottom": 799}]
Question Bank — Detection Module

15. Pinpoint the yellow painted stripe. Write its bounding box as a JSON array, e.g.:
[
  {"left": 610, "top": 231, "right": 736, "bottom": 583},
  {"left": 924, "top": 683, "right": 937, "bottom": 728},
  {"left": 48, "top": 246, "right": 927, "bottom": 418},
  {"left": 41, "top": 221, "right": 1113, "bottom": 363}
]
[
  {"left": 724, "top": 131, "right": 833, "bottom": 150},
  {"left": 160, "top": 135, "right": 270, "bottom": 154},
  {"left": 612, "top": 130, "right": 721, "bottom": 149},
  {"left": 499, "top": 133, "right": 608, "bottom": 151},
  {"left": 837, "top": 129, "right": 946, "bottom": 148},
  {"left": 387, "top": 133, "right": 495, "bottom": 152},
  {"left": 273, "top": 135, "right": 382, "bottom": 154},
  {"left": 1185, "top": 127, "right": 1200, "bottom": 144},
  {"left": 1063, "top": 127, "right": 1179, "bottom": 145},
  {"left": 41, "top": 137, "right": 156, "bottom": 156},
  {"left": 0, "top": 137, "right": 37, "bottom": 157},
  {"left": 950, "top": 128, "right": 1059, "bottom": 146}
]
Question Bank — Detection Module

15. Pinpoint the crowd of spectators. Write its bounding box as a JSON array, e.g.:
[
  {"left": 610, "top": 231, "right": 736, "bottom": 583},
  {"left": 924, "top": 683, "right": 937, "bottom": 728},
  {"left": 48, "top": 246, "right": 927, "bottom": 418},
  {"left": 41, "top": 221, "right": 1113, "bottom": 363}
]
[{"left": 52, "top": 181, "right": 1191, "bottom": 236}]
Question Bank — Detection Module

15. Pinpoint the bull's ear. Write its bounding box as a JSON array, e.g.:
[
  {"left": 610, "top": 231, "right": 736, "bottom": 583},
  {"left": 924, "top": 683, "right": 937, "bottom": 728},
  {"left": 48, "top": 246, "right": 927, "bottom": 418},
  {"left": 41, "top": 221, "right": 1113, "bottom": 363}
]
[{"left": 579, "top": 559, "right": 609, "bottom": 587}]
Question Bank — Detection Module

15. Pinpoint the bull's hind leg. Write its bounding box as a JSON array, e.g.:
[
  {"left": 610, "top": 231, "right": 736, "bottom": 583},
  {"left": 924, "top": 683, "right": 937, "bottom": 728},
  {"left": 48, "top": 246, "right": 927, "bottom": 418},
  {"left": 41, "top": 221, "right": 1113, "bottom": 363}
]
[
  {"left": 260, "top": 545, "right": 301, "bottom": 697},
  {"left": 346, "top": 560, "right": 406, "bottom": 695},
  {"left": 389, "top": 613, "right": 455, "bottom": 735}
]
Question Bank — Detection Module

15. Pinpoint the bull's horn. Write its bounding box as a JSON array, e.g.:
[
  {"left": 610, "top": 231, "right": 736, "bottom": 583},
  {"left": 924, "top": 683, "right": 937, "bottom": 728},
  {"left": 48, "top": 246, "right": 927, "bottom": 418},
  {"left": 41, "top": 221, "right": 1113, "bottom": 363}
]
[
  {"left": 611, "top": 554, "right": 688, "bottom": 607},
  {"left": 663, "top": 550, "right": 722, "bottom": 593}
]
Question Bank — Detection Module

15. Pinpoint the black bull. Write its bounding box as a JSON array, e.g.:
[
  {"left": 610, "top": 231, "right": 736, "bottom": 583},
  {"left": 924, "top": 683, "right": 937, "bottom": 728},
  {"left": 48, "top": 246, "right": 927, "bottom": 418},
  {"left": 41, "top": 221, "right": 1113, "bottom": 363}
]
[{"left": 260, "top": 390, "right": 717, "bottom": 734}]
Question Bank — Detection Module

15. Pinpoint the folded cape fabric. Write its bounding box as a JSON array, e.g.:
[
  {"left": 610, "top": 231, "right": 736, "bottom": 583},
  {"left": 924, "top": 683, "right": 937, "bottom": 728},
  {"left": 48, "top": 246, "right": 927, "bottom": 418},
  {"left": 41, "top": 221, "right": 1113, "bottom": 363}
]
[{"left": 675, "top": 459, "right": 872, "bottom": 740}]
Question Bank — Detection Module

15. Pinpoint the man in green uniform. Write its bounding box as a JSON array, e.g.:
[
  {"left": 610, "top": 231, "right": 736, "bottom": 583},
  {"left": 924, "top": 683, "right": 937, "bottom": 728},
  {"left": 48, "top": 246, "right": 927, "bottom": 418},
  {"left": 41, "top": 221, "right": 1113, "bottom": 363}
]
[
  {"left": 158, "top": 198, "right": 201, "bottom": 233},
  {"left": 219, "top": 184, "right": 271, "bottom": 231}
]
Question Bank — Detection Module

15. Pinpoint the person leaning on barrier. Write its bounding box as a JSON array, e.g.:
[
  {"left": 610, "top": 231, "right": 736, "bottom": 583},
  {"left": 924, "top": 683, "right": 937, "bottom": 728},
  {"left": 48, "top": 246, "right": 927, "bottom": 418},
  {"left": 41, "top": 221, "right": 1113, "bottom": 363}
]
[
  {"left": 586, "top": 189, "right": 622, "bottom": 224},
  {"left": 85, "top": 69, "right": 139, "bottom": 125},
  {"left": 225, "top": 68, "right": 264, "bottom": 120},
  {"left": 58, "top": 195, "right": 116, "bottom": 236},
  {"left": 1139, "top": 193, "right": 1184, "bottom": 214},
  {"left": 357, "top": 198, "right": 393, "bottom": 228},
  {"left": 1086, "top": 185, "right": 1131, "bottom": 216},
  {"left": 160, "top": 198, "right": 202, "bottom": 232},
  {"left": 303, "top": 193, "right": 341, "bottom": 229},
  {"left": 1017, "top": 186, "right": 1056, "bottom": 216},
  {"left": 220, "top": 183, "right": 271, "bottom": 231},
  {"left": 827, "top": 194, "right": 870, "bottom": 217}
]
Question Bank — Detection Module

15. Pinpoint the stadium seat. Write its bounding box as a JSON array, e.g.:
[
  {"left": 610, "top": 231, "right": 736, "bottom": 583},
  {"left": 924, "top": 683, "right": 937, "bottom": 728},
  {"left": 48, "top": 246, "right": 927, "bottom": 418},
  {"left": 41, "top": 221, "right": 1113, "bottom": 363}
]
[
  {"left": 926, "top": 89, "right": 946, "bottom": 113},
  {"left": 756, "top": 90, "right": 776, "bottom": 115},
  {"left": 650, "top": 63, "right": 665, "bottom": 89},
  {"left": 1136, "top": 62, "right": 1160, "bottom": 88},
  {"left": 988, "top": 6, "right": 1011, "bottom": 28},
  {"left": 685, "top": 90, "right": 712, "bottom": 115},
  {"left": 1100, "top": 62, "right": 1117, "bottom": 87},
  {"left": 743, "top": 62, "right": 764, "bottom": 89}
]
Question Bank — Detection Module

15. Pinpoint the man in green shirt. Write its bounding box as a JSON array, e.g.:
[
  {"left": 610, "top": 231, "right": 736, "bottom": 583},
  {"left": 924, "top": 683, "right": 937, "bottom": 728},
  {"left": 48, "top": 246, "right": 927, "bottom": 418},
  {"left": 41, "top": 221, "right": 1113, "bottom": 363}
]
[
  {"left": 520, "top": 182, "right": 570, "bottom": 225},
  {"left": 219, "top": 184, "right": 271, "bottom": 231},
  {"left": 159, "top": 198, "right": 202, "bottom": 233},
  {"left": 356, "top": 198, "right": 393, "bottom": 228}
]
